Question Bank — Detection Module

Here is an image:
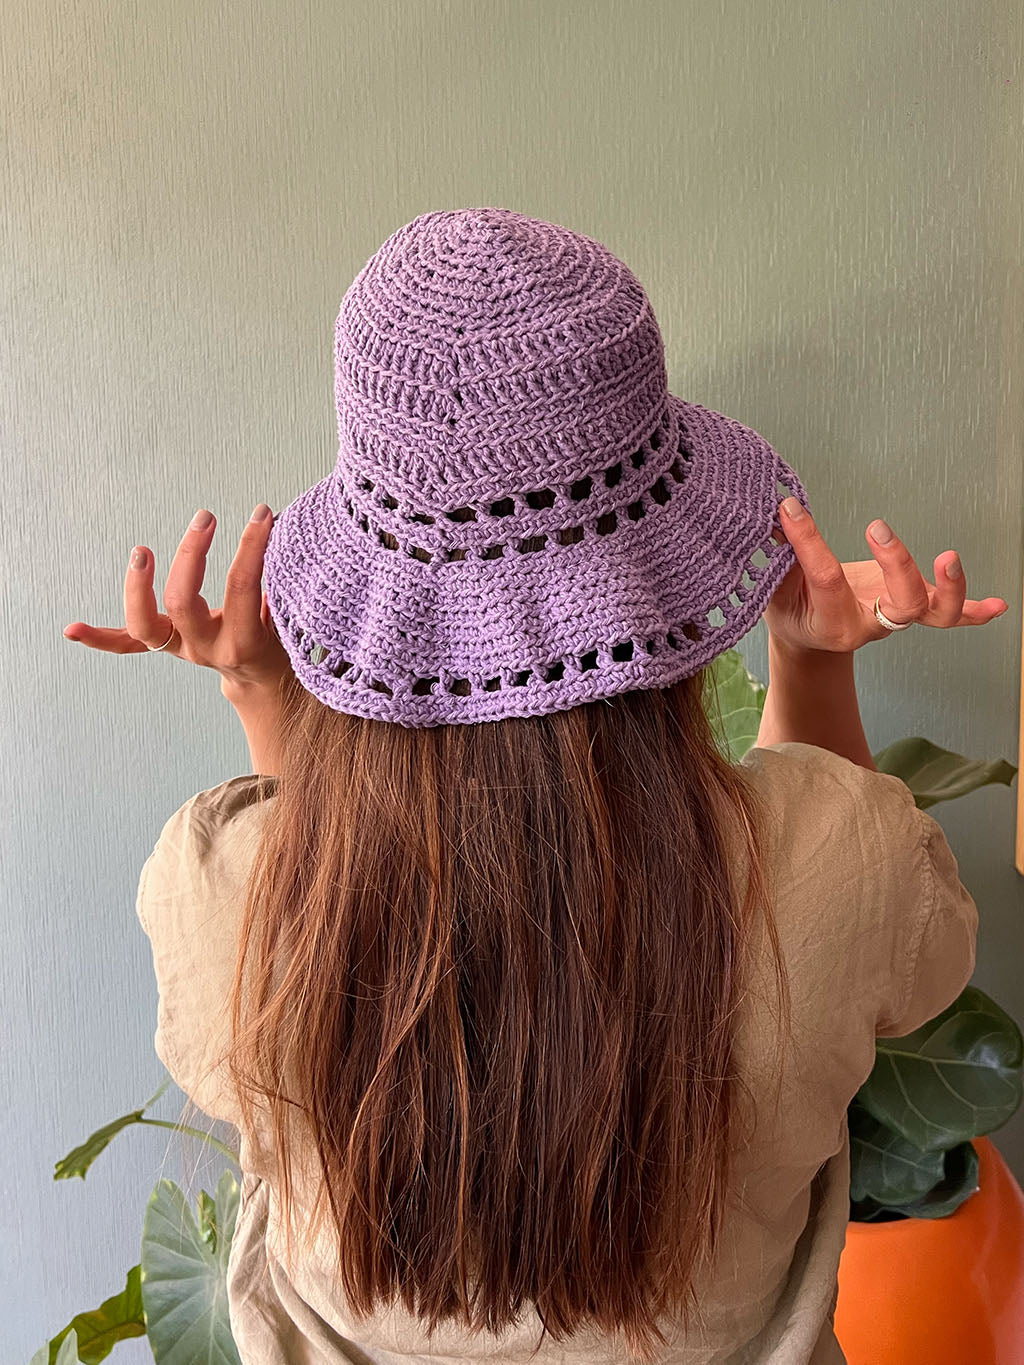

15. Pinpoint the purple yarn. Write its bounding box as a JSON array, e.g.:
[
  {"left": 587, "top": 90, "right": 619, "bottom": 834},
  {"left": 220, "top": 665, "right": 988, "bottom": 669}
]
[{"left": 264, "top": 208, "right": 809, "bottom": 727}]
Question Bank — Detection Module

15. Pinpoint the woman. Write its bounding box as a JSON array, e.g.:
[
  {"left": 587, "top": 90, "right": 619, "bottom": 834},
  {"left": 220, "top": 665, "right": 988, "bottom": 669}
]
[{"left": 65, "top": 209, "right": 1005, "bottom": 1364}]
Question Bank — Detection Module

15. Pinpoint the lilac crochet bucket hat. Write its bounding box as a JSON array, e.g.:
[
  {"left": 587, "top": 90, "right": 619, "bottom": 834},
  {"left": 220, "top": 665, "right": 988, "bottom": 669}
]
[{"left": 264, "top": 207, "right": 809, "bottom": 727}]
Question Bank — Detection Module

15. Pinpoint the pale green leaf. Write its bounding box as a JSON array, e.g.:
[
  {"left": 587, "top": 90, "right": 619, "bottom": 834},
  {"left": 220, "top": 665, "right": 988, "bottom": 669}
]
[
  {"left": 705, "top": 650, "right": 767, "bottom": 761},
  {"left": 141, "top": 1173, "right": 241, "bottom": 1365},
  {"left": 30, "top": 1328, "right": 82, "bottom": 1365}
]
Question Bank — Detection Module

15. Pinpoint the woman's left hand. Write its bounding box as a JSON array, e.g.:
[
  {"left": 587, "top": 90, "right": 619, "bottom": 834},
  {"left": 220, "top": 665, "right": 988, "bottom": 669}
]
[{"left": 63, "top": 505, "right": 292, "bottom": 696}]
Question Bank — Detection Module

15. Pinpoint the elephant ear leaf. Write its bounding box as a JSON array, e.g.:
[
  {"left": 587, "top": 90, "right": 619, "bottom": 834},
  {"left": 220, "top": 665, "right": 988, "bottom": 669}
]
[
  {"left": 54, "top": 1110, "right": 149, "bottom": 1182},
  {"left": 873, "top": 737, "right": 1016, "bottom": 809},
  {"left": 141, "top": 1173, "right": 241, "bottom": 1365},
  {"left": 857, "top": 986, "right": 1024, "bottom": 1150},
  {"left": 54, "top": 1077, "right": 172, "bottom": 1180},
  {"left": 706, "top": 650, "right": 767, "bottom": 761},
  {"left": 30, "top": 1329, "right": 82, "bottom": 1365},
  {"left": 38, "top": 1267, "right": 146, "bottom": 1363}
]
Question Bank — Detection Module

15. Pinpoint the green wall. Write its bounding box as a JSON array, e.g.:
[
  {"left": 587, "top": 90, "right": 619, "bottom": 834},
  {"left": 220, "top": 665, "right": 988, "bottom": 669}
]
[{"left": 4, "top": 1, "right": 1021, "bottom": 1355}]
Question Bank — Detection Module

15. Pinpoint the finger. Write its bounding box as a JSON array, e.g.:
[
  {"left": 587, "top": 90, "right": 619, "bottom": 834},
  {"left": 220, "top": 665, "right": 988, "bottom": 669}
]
[
  {"left": 777, "top": 498, "right": 854, "bottom": 604},
  {"left": 221, "top": 505, "right": 274, "bottom": 653},
  {"left": 929, "top": 550, "right": 967, "bottom": 627},
  {"left": 63, "top": 621, "right": 151, "bottom": 654},
  {"left": 955, "top": 595, "right": 1010, "bottom": 626},
  {"left": 162, "top": 509, "right": 217, "bottom": 638},
  {"left": 865, "top": 520, "right": 930, "bottom": 624},
  {"left": 123, "top": 545, "right": 178, "bottom": 650}
]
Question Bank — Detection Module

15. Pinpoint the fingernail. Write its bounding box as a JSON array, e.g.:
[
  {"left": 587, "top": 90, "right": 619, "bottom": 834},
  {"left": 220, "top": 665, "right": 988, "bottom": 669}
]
[
  {"left": 945, "top": 555, "right": 963, "bottom": 580},
  {"left": 869, "top": 518, "right": 894, "bottom": 545},
  {"left": 781, "top": 496, "right": 805, "bottom": 520},
  {"left": 250, "top": 503, "right": 271, "bottom": 522},
  {"left": 130, "top": 546, "right": 147, "bottom": 570},
  {"left": 191, "top": 508, "right": 213, "bottom": 530}
]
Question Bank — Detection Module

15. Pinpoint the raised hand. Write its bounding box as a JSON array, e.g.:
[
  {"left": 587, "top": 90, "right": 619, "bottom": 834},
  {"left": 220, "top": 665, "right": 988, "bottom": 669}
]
[
  {"left": 763, "top": 497, "right": 1008, "bottom": 655},
  {"left": 63, "top": 505, "right": 291, "bottom": 696}
]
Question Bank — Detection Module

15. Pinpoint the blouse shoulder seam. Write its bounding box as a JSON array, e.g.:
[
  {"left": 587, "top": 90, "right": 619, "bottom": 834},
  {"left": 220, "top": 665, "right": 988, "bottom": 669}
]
[{"left": 886, "top": 805, "right": 939, "bottom": 1030}]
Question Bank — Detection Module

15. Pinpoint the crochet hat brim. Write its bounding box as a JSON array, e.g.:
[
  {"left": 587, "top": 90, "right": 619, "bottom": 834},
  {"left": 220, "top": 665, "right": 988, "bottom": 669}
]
[{"left": 263, "top": 394, "right": 808, "bottom": 727}]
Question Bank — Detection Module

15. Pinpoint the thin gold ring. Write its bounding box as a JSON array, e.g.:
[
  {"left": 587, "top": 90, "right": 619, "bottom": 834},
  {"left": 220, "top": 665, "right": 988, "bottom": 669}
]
[
  {"left": 873, "top": 595, "right": 913, "bottom": 632},
  {"left": 146, "top": 624, "right": 177, "bottom": 652}
]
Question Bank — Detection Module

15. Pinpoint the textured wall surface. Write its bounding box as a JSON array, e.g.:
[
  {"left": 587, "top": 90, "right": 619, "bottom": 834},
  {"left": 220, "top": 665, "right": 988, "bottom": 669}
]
[{"left": 4, "top": 1, "right": 1022, "bottom": 1357}]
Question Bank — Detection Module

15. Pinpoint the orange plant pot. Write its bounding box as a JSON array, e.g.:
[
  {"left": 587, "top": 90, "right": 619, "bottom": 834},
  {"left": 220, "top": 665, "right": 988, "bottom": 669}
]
[{"left": 834, "top": 1138, "right": 1024, "bottom": 1364}]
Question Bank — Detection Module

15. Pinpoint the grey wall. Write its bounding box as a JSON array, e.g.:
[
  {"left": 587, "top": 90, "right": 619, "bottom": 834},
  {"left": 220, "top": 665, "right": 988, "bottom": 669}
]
[{"left": 4, "top": 1, "right": 1022, "bottom": 1357}]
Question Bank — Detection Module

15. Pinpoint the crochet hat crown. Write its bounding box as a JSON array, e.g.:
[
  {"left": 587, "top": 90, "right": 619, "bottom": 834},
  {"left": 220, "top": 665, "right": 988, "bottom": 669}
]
[{"left": 263, "top": 207, "right": 808, "bottom": 726}]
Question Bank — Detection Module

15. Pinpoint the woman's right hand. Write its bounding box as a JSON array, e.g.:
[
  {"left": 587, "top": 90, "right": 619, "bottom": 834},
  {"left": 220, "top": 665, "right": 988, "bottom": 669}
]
[{"left": 762, "top": 496, "right": 1009, "bottom": 655}]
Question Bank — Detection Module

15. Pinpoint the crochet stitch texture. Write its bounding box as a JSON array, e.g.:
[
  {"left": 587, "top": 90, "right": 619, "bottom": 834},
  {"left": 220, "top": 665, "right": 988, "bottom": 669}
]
[{"left": 264, "top": 207, "right": 809, "bottom": 726}]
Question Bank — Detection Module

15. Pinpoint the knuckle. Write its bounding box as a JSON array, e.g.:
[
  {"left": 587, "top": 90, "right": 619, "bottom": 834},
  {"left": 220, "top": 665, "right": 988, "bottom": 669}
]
[
  {"left": 224, "top": 568, "right": 255, "bottom": 595},
  {"left": 162, "top": 591, "right": 189, "bottom": 616},
  {"left": 813, "top": 566, "right": 847, "bottom": 594},
  {"left": 886, "top": 542, "right": 915, "bottom": 570}
]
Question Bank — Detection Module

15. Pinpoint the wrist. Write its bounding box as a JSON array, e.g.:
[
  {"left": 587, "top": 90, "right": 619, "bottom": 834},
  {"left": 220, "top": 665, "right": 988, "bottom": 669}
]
[
  {"left": 767, "top": 634, "right": 855, "bottom": 669},
  {"left": 221, "top": 675, "right": 286, "bottom": 775},
  {"left": 220, "top": 670, "right": 286, "bottom": 707}
]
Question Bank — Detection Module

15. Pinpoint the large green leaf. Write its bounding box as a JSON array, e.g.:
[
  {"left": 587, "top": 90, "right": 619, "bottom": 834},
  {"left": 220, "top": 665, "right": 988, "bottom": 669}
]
[
  {"left": 141, "top": 1171, "right": 241, "bottom": 1365},
  {"left": 857, "top": 986, "right": 1024, "bottom": 1151},
  {"left": 850, "top": 1139, "right": 980, "bottom": 1222},
  {"left": 848, "top": 1100, "right": 945, "bottom": 1205},
  {"left": 705, "top": 650, "right": 767, "bottom": 761},
  {"left": 31, "top": 1328, "right": 81, "bottom": 1365},
  {"left": 42, "top": 1267, "right": 146, "bottom": 1363},
  {"left": 55, "top": 1110, "right": 151, "bottom": 1182},
  {"left": 888, "top": 1139, "right": 980, "bottom": 1219},
  {"left": 873, "top": 737, "right": 1017, "bottom": 810},
  {"left": 54, "top": 1077, "right": 171, "bottom": 1180}
]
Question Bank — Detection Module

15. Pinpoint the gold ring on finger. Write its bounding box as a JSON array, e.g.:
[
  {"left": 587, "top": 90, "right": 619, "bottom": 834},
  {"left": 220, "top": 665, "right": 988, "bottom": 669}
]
[
  {"left": 873, "top": 595, "right": 914, "bottom": 632},
  {"left": 146, "top": 624, "right": 177, "bottom": 652}
]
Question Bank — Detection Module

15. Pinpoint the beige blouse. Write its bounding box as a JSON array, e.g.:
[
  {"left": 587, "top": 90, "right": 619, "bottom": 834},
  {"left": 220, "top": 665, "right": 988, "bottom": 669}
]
[{"left": 135, "top": 739, "right": 978, "bottom": 1364}]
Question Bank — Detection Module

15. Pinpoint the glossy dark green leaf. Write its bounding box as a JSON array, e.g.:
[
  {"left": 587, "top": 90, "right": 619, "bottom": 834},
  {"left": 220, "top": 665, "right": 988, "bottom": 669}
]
[
  {"left": 141, "top": 1171, "right": 241, "bottom": 1365},
  {"left": 873, "top": 737, "right": 1016, "bottom": 810},
  {"left": 892, "top": 1139, "right": 980, "bottom": 1219},
  {"left": 42, "top": 1267, "right": 146, "bottom": 1363},
  {"left": 706, "top": 650, "right": 767, "bottom": 761},
  {"left": 849, "top": 1140, "right": 980, "bottom": 1222},
  {"left": 858, "top": 986, "right": 1023, "bottom": 1150},
  {"left": 848, "top": 1100, "right": 945, "bottom": 1205}
]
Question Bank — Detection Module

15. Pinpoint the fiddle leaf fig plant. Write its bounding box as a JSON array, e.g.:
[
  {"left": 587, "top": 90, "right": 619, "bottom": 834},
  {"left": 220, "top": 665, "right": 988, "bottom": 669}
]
[
  {"left": 707, "top": 648, "right": 1022, "bottom": 1221},
  {"left": 33, "top": 649, "right": 1022, "bottom": 1360},
  {"left": 857, "top": 987, "right": 1024, "bottom": 1151}
]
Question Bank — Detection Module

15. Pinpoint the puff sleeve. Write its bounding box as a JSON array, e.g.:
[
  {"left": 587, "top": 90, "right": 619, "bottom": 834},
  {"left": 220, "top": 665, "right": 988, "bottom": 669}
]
[
  {"left": 135, "top": 774, "right": 276, "bottom": 1124},
  {"left": 874, "top": 802, "right": 979, "bottom": 1038}
]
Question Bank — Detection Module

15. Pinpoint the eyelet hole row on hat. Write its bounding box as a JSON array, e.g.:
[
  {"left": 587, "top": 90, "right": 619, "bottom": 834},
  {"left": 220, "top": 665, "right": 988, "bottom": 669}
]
[
  {"left": 278, "top": 532, "right": 786, "bottom": 701},
  {"left": 344, "top": 451, "right": 692, "bottom": 566},
  {"left": 351, "top": 424, "right": 685, "bottom": 532}
]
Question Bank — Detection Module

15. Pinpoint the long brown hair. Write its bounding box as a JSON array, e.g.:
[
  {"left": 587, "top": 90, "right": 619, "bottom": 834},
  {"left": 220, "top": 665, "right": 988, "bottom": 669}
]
[{"left": 227, "top": 666, "right": 790, "bottom": 1361}]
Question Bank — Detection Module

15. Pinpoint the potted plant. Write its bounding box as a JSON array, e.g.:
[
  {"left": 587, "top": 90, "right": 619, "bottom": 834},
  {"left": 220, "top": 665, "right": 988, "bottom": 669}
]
[
  {"left": 710, "top": 650, "right": 1024, "bottom": 1364},
  {"left": 33, "top": 649, "right": 1022, "bottom": 1364}
]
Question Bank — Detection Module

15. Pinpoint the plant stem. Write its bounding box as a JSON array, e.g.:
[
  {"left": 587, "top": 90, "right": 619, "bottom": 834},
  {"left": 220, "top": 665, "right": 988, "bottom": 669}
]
[{"left": 137, "top": 1117, "right": 239, "bottom": 1164}]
